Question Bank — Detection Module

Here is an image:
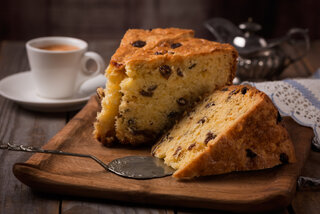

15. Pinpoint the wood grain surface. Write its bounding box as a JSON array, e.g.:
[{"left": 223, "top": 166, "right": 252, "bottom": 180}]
[
  {"left": 1, "top": 0, "right": 320, "bottom": 41},
  {"left": 0, "top": 41, "right": 64, "bottom": 214},
  {"left": 1, "top": 41, "right": 320, "bottom": 214},
  {"left": 12, "top": 95, "right": 313, "bottom": 213}
]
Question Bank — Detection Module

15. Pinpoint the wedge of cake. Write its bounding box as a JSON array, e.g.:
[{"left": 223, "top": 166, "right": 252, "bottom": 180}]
[
  {"left": 94, "top": 28, "right": 238, "bottom": 145},
  {"left": 152, "top": 85, "right": 296, "bottom": 178}
]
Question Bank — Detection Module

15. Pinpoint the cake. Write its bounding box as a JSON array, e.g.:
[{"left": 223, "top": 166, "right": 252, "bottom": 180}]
[
  {"left": 94, "top": 28, "right": 238, "bottom": 145},
  {"left": 152, "top": 85, "right": 296, "bottom": 178}
]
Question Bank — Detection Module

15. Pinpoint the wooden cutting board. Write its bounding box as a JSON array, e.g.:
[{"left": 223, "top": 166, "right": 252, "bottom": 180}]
[{"left": 13, "top": 96, "right": 313, "bottom": 213}]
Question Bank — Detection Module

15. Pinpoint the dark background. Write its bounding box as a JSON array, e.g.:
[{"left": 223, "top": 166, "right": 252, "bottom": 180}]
[{"left": 0, "top": 0, "right": 319, "bottom": 42}]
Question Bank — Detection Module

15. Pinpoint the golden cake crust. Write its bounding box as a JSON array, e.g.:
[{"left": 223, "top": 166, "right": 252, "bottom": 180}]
[
  {"left": 152, "top": 85, "right": 296, "bottom": 178},
  {"left": 110, "top": 28, "right": 236, "bottom": 70}
]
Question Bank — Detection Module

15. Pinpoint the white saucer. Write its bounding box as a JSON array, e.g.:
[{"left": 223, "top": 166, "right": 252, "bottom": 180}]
[{"left": 0, "top": 72, "right": 106, "bottom": 112}]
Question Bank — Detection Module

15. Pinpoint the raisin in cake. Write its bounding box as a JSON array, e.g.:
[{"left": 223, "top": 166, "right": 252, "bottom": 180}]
[
  {"left": 152, "top": 85, "right": 296, "bottom": 178},
  {"left": 94, "top": 28, "right": 237, "bottom": 145}
]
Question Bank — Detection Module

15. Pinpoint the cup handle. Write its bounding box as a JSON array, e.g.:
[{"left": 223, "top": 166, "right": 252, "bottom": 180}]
[{"left": 75, "top": 51, "right": 105, "bottom": 91}]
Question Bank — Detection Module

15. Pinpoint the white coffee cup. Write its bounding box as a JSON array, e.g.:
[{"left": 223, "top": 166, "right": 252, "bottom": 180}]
[{"left": 26, "top": 37, "right": 105, "bottom": 99}]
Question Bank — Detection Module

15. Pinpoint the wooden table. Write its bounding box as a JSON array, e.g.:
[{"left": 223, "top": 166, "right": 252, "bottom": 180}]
[{"left": 0, "top": 40, "right": 319, "bottom": 214}]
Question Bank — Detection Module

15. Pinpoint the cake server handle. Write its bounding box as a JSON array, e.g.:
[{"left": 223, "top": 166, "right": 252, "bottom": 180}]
[
  {"left": 0, "top": 142, "right": 110, "bottom": 171},
  {"left": 297, "top": 176, "right": 320, "bottom": 191}
]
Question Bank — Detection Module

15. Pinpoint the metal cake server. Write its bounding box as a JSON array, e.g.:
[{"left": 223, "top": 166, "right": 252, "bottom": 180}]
[{"left": 0, "top": 142, "right": 174, "bottom": 179}]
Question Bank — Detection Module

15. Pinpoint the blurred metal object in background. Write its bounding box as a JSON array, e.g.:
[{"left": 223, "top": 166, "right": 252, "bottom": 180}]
[{"left": 205, "top": 17, "right": 310, "bottom": 81}]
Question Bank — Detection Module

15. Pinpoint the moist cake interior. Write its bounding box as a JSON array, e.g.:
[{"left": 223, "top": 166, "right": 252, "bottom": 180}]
[{"left": 153, "top": 86, "right": 259, "bottom": 169}]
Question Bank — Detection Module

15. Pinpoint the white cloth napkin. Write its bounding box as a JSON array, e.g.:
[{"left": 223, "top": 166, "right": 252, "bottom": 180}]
[{"left": 244, "top": 69, "right": 320, "bottom": 147}]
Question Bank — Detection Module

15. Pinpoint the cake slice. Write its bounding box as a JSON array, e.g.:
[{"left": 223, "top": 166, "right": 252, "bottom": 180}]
[
  {"left": 94, "top": 28, "right": 238, "bottom": 145},
  {"left": 152, "top": 85, "right": 296, "bottom": 178}
]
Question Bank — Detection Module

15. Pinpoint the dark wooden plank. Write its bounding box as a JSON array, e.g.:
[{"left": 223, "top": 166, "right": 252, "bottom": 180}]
[
  {"left": 280, "top": 40, "right": 320, "bottom": 79},
  {"left": 272, "top": 0, "right": 320, "bottom": 40},
  {"left": 49, "top": 0, "right": 128, "bottom": 40},
  {"left": 292, "top": 150, "right": 320, "bottom": 214},
  {"left": 0, "top": 41, "right": 65, "bottom": 214},
  {"left": 2, "top": 0, "right": 320, "bottom": 41},
  {"left": 0, "top": 0, "right": 49, "bottom": 41},
  {"left": 88, "top": 40, "right": 120, "bottom": 65},
  {"left": 303, "top": 40, "right": 320, "bottom": 74},
  {"left": 0, "top": 41, "right": 28, "bottom": 78},
  {"left": 144, "top": 0, "right": 210, "bottom": 38},
  {"left": 61, "top": 199, "right": 174, "bottom": 214},
  {"left": 176, "top": 208, "right": 289, "bottom": 214},
  {"left": 279, "top": 43, "right": 309, "bottom": 79}
]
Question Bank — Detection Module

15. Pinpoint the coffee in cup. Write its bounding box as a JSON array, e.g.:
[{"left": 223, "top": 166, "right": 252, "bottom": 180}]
[
  {"left": 26, "top": 37, "right": 105, "bottom": 99},
  {"left": 38, "top": 44, "right": 80, "bottom": 51}
]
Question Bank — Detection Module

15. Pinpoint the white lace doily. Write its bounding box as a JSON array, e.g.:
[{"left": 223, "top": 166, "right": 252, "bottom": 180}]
[{"left": 244, "top": 69, "right": 320, "bottom": 145}]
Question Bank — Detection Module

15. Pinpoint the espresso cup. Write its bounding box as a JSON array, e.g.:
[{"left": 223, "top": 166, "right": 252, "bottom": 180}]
[{"left": 26, "top": 37, "right": 105, "bottom": 99}]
